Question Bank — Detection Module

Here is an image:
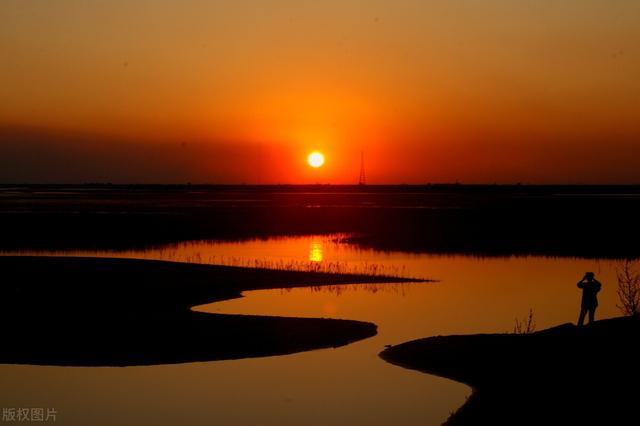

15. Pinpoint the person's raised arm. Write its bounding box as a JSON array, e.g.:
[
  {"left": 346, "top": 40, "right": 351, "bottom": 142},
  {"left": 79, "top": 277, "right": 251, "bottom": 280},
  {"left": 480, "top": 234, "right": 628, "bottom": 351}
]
[{"left": 594, "top": 279, "right": 602, "bottom": 292}]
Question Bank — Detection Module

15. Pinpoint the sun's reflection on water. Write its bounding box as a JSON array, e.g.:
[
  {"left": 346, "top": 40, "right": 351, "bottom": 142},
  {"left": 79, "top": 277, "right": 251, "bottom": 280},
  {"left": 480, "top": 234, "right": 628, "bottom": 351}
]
[{"left": 309, "top": 238, "right": 324, "bottom": 262}]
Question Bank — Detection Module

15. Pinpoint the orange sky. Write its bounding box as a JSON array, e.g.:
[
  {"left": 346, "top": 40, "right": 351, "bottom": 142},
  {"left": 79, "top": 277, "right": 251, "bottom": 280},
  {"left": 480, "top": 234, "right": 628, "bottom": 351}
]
[{"left": 1, "top": 1, "right": 640, "bottom": 183}]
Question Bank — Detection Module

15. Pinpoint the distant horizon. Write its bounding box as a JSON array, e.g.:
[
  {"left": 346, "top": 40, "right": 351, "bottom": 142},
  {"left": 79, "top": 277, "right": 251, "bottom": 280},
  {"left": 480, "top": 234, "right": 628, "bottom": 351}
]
[{"left": 3, "top": 182, "right": 640, "bottom": 187}]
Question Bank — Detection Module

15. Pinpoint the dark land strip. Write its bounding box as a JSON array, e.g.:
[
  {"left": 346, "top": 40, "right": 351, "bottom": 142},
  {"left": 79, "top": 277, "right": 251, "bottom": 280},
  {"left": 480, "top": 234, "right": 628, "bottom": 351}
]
[
  {"left": 380, "top": 316, "right": 640, "bottom": 425},
  {"left": 3, "top": 185, "right": 640, "bottom": 258},
  {"left": 0, "top": 256, "right": 424, "bottom": 366}
]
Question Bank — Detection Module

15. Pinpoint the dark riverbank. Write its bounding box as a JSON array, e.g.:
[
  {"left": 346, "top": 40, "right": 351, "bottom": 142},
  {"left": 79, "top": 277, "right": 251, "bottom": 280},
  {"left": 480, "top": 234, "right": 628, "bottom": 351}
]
[
  {"left": 380, "top": 316, "right": 640, "bottom": 425},
  {"left": 0, "top": 256, "right": 423, "bottom": 366},
  {"left": 3, "top": 185, "right": 640, "bottom": 258}
]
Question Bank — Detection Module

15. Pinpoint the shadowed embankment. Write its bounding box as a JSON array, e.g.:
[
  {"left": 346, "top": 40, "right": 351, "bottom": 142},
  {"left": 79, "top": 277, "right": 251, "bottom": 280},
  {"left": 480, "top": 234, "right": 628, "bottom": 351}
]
[
  {"left": 380, "top": 316, "right": 640, "bottom": 425},
  {"left": 4, "top": 185, "right": 640, "bottom": 258},
  {"left": 0, "top": 256, "right": 423, "bottom": 367}
]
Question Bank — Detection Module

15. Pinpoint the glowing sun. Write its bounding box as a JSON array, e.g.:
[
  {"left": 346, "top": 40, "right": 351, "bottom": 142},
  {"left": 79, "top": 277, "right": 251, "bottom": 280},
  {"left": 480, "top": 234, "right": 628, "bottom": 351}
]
[{"left": 307, "top": 151, "right": 325, "bottom": 168}]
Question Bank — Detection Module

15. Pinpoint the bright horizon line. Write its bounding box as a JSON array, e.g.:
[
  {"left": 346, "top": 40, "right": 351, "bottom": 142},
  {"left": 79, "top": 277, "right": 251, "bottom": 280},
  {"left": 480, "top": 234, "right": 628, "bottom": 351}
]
[{"left": 2, "top": 182, "right": 640, "bottom": 187}]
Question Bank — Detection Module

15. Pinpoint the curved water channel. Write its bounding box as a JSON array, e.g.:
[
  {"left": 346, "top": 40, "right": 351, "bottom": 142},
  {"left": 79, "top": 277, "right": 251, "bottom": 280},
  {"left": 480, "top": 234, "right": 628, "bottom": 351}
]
[{"left": 0, "top": 235, "right": 620, "bottom": 425}]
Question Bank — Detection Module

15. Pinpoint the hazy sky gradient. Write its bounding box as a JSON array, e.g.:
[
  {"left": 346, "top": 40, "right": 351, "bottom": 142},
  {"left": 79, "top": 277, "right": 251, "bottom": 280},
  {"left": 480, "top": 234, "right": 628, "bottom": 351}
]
[{"left": 1, "top": 1, "right": 639, "bottom": 183}]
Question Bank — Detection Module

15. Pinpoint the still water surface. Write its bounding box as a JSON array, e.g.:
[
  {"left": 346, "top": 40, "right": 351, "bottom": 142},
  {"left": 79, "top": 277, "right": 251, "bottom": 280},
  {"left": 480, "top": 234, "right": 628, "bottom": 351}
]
[{"left": 0, "top": 235, "right": 620, "bottom": 425}]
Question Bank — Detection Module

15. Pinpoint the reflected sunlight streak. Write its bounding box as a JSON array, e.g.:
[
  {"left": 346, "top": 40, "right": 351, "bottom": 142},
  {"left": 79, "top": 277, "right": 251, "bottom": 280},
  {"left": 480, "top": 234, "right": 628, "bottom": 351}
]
[{"left": 309, "top": 239, "right": 324, "bottom": 262}]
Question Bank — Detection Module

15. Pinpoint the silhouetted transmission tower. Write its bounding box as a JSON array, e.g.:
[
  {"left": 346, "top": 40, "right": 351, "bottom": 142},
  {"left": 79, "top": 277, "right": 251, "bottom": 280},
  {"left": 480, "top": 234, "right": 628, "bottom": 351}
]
[{"left": 358, "top": 151, "right": 366, "bottom": 185}]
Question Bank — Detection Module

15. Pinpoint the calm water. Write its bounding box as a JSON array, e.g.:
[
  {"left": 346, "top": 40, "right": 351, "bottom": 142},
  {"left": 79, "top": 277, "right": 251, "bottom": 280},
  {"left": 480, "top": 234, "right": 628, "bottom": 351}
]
[{"left": 0, "top": 235, "right": 620, "bottom": 425}]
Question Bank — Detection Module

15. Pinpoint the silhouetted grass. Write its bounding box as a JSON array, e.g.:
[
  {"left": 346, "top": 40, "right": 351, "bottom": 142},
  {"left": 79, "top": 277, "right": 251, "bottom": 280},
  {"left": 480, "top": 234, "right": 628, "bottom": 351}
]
[
  {"left": 0, "top": 239, "right": 421, "bottom": 280},
  {"left": 616, "top": 260, "right": 640, "bottom": 315},
  {"left": 3, "top": 184, "right": 640, "bottom": 258},
  {"left": 279, "top": 282, "right": 419, "bottom": 296},
  {"left": 513, "top": 309, "right": 536, "bottom": 334}
]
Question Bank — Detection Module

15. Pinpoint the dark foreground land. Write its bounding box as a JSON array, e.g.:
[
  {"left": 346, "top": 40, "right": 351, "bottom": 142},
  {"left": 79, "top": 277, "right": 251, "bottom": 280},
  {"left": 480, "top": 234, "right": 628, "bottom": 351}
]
[
  {"left": 0, "top": 256, "right": 422, "bottom": 366},
  {"left": 380, "top": 316, "right": 640, "bottom": 425},
  {"left": 3, "top": 184, "right": 640, "bottom": 258}
]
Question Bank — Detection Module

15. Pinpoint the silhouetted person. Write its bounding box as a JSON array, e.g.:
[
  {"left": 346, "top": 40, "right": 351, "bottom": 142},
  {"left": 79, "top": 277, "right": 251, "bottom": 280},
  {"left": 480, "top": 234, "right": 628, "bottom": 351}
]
[{"left": 577, "top": 272, "right": 601, "bottom": 326}]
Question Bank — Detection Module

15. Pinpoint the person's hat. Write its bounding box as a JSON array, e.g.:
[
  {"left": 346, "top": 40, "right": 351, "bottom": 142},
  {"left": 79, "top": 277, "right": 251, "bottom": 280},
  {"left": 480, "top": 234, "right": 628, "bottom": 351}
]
[{"left": 585, "top": 272, "right": 595, "bottom": 277}]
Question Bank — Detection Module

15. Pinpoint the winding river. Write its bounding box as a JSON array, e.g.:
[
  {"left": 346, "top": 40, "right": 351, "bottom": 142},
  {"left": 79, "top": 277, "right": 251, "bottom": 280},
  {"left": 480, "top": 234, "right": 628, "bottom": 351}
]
[{"left": 0, "top": 235, "right": 620, "bottom": 425}]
